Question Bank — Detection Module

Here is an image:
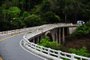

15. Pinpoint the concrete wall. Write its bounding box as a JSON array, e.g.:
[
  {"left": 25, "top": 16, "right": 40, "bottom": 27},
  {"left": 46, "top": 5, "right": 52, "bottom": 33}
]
[{"left": 69, "top": 27, "right": 77, "bottom": 34}]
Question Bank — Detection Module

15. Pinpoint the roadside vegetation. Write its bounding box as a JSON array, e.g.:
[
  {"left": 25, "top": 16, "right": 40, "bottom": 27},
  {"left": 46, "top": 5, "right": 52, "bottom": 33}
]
[
  {"left": 38, "top": 22, "right": 90, "bottom": 57},
  {"left": 0, "top": 0, "right": 90, "bottom": 57},
  {"left": 64, "top": 21, "right": 90, "bottom": 57},
  {"left": 38, "top": 36, "right": 61, "bottom": 50},
  {"left": 65, "top": 22, "right": 90, "bottom": 57}
]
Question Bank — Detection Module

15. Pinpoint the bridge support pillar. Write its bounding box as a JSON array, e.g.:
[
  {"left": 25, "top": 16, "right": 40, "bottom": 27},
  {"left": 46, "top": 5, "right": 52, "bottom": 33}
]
[
  {"left": 62, "top": 27, "right": 65, "bottom": 44},
  {"left": 54, "top": 29, "right": 58, "bottom": 42},
  {"left": 51, "top": 30, "right": 55, "bottom": 41},
  {"left": 37, "top": 36, "right": 40, "bottom": 43},
  {"left": 58, "top": 28, "right": 61, "bottom": 43},
  {"left": 32, "top": 38, "right": 35, "bottom": 43}
]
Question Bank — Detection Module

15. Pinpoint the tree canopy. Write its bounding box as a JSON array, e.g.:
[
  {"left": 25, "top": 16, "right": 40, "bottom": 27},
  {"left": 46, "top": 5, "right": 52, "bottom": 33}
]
[{"left": 0, "top": 0, "right": 90, "bottom": 31}]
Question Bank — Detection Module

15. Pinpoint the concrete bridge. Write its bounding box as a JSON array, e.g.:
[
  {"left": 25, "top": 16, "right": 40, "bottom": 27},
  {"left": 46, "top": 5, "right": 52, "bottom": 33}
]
[
  {"left": 26, "top": 23, "right": 77, "bottom": 44},
  {"left": 22, "top": 23, "right": 89, "bottom": 60},
  {"left": 1, "top": 23, "right": 87, "bottom": 60}
]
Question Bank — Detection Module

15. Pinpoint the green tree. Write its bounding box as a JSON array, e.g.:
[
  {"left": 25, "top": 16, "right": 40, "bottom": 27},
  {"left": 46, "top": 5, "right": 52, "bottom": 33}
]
[
  {"left": 32, "top": 0, "right": 51, "bottom": 14},
  {"left": 10, "top": 17, "right": 25, "bottom": 29},
  {"left": 42, "top": 11, "right": 60, "bottom": 23},
  {"left": 71, "top": 21, "right": 90, "bottom": 38},
  {"left": 24, "top": 14, "right": 44, "bottom": 27},
  {"left": 8, "top": 7, "right": 21, "bottom": 17}
]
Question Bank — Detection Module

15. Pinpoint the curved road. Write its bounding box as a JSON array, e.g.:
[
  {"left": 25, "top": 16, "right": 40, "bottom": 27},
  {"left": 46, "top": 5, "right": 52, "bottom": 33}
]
[
  {"left": 0, "top": 33, "right": 46, "bottom": 60},
  {"left": 0, "top": 24, "right": 77, "bottom": 60}
]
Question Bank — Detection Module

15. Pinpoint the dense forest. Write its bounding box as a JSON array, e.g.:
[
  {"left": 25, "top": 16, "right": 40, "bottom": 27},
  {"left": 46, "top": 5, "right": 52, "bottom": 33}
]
[
  {"left": 0, "top": 0, "right": 90, "bottom": 31},
  {"left": 0, "top": 0, "right": 90, "bottom": 57}
]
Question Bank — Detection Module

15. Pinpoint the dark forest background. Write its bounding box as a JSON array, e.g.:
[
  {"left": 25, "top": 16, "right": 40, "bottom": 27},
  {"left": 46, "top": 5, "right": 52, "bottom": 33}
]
[{"left": 0, "top": 0, "right": 90, "bottom": 31}]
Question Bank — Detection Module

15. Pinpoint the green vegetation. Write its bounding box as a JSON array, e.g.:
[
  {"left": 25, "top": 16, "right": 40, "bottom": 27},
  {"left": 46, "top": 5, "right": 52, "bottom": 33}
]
[
  {"left": 38, "top": 36, "right": 90, "bottom": 57},
  {"left": 41, "top": 11, "right": 60, "bottom": 23},
  {"left": 38, "top": 22, "right": 90, "bottom": 56},
  {"left": 8, "top": 7, "right": 21, "bottom": 17},
  {"left": 24, "top": 14, "right": 44, "bottom": 27},
  {"left": 0, "top": 0, "right": 90, "bottom": 31},
  {"left": 0, "top": 0, "right": 90, "bottom": 58},
  {"left": 39, "top": 36, "right": 61, "bottom": 50},
  {"left": 70, "top": 21, "right": 90, "bottom": 38},
  {"left": 65, "top": 22, "right": 90, "bottom": 56},
  {"left": 68, "top": 47, "right": 90, "bottom": 57}
]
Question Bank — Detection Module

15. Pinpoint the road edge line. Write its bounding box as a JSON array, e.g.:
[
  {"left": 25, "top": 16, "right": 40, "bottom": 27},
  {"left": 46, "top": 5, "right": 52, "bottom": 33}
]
[{"left": 19, "top": 40, "right": 47, "bottom": 60}]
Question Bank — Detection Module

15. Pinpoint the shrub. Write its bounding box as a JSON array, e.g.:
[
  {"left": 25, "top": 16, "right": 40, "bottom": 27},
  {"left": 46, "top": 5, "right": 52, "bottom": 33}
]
[
  {"left": 39, "top": 36, "right": 61, "bottom": 50},
  {"left": 39, "top": 36, "right": 50, "bottom": 47},
  {"left": 48, "top": 41, "right": 61, "bottom": 50},
  {"left": 71, "top": 21, "right": 90, "bottom": 38},
  {"left": 10, "top": 17, "right": 25, "bottom": 29},
  {"left": 68, "top": 47, "right": 90, "bottom": 57},
  {"left": 22, "top": 11, "right": 30, "bottom": 17}
]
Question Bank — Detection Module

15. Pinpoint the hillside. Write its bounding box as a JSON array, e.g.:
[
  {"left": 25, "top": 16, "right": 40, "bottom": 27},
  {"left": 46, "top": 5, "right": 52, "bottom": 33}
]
[{"left": 0, "top": 0, "right": 90, "bottom": 31}]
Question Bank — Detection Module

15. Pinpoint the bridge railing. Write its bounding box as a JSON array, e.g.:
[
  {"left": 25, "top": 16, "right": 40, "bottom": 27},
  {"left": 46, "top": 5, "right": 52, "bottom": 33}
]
[
  {"left": 0, "top": 23, "right": 77, "bottom": 36},
  {"left": 22, "top": 35, "right": 90, "bottom": 60}
]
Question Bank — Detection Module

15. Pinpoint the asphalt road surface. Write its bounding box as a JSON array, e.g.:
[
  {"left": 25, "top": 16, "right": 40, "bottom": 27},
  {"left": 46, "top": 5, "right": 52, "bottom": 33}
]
[{"left": 0, "top": 33, "right": 45, "bottom": 60}]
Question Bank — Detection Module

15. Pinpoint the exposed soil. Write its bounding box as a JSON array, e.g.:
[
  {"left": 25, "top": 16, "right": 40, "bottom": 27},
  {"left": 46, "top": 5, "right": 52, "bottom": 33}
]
[
  {"left": 0, "top": 57, "right": 3, "bottom": 60},
  {"left": 65, "top": 37, "right": 90, "bottom": 52}
]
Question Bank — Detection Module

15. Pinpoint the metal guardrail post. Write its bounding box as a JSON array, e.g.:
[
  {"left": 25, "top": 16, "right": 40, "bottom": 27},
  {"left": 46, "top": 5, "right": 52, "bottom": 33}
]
[
  {"left": 21, "top": 24, "right": 89, "bottom": 60},
  {"left": 40, "top": 46, "right": 42, "bottom": 52},
  {"left": 58, "top": 51, "right": 61, "bottom": 58},
  {"left": 71, "top": 54, "right": 76, "bottom": 60},
  {"left": 34, "top": 44, "right": 37, "bottom": 50},
  {"left": 48, "top": 48, "right": 51, "bottom": 55}
]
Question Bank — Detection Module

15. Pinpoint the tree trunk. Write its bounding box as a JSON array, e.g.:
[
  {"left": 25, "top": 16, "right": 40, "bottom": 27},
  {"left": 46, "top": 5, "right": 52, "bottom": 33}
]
[{"left": 65, "top": 14, "right": 67, "bottom": 23}]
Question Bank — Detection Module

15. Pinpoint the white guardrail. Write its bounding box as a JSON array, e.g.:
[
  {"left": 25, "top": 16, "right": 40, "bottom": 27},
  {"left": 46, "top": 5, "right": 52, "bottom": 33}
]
[
  {"left": 1, "top": 23, "right": 88, "bottom": 60},
  {"left": 22, "top": 34, "right": 90, "bottom": 60}
]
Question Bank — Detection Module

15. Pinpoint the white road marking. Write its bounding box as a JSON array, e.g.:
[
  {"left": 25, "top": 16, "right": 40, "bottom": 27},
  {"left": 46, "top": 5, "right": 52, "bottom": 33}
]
[{"left": 20, "top": 40, "right": 48, "bottom": 60}]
